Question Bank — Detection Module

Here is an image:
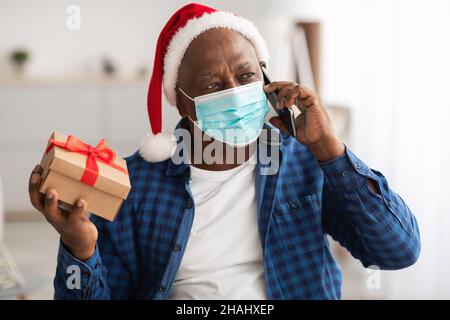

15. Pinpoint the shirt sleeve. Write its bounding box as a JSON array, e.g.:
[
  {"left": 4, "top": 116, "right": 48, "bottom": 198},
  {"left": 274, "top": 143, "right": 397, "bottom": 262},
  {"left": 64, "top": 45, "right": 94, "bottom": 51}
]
[
  {"left": 53, "top": 238, "right": 111, "bottom": 299},
  {"left": 319, "top": 145, "right": 421, "bottom": 270},
  {"left": 53, "top": 207, "right": 136, "bottom": 299}
]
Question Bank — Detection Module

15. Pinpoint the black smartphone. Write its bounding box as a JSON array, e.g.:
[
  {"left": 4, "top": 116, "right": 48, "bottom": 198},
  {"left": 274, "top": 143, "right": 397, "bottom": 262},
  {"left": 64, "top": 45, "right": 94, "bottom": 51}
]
[{"left": 261, "top": 67, "right": 297, "bottom": 137}]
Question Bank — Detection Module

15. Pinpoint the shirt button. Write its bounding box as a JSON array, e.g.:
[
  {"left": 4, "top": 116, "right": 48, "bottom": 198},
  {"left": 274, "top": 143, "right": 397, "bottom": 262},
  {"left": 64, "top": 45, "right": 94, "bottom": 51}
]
[
  {"left": 342, "top": 171, "right": 347, "bottom": 177},
  {"left": 290, "top": 201, "right": 297, "bottom": 209},
  {"left": 158, "top": 286, "right": 166, "bottom": 292},
  {"left": 187, "top": 178, "right": 192, "bottom": 185},
  {"left": 174, "top": 244, "right": 181, "bottom": 252},
  {"left": 355, "top": 162, "right": 361, "bottom": 170}
]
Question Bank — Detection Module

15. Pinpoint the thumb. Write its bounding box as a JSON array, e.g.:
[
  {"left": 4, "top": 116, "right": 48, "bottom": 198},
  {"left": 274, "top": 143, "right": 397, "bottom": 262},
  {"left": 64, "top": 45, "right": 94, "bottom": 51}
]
[{"left": 269, "top": 117, "right": 290, "bottom": 134}]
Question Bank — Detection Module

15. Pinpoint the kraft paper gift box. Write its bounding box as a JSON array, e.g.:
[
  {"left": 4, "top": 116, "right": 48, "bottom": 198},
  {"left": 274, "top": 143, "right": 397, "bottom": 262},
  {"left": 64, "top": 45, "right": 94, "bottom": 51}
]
[{"left": 38, "top": 131, "right": 131, "bottom": 221}]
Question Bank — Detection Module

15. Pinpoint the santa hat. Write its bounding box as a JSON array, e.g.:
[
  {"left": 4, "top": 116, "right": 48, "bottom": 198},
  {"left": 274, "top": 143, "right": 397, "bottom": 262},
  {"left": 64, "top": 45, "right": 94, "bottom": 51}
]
[{"left": 139, "top": 2, "right": 269, "bottom": 162}]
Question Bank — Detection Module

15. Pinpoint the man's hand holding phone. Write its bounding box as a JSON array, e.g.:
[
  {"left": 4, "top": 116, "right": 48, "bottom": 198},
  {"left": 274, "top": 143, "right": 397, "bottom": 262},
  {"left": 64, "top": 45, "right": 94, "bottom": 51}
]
[{"left": 263, "top": 79, "right": 345, "bottom": 162}]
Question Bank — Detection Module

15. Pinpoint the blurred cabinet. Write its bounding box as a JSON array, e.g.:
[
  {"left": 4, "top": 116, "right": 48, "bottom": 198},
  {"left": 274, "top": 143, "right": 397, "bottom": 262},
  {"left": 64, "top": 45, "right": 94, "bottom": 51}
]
[{"left": 0, "top": 80, "right": 149, "bottom": 213}]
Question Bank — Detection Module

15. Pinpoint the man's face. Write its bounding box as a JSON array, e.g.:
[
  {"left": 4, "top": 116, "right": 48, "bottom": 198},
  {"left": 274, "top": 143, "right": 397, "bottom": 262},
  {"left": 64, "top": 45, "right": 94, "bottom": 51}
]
[{"left": 176, "top": 28, "right": 264, "bottom": 120}]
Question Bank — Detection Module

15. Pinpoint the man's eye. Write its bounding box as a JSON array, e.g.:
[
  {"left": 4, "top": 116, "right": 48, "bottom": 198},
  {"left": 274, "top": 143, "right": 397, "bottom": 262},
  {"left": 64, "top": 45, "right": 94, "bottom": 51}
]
[
  {"left": 206, "top": 82, "right": 220, "bottom": 89},
  {"left": 240, "top": 72, "right": 256, "bottom": 80}
]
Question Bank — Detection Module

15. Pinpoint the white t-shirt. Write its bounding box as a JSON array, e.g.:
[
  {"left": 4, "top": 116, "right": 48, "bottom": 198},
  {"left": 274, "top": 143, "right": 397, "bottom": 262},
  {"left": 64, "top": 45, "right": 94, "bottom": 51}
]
[{"left": 168, "top": 153, "right": 267, "bottom": 300}]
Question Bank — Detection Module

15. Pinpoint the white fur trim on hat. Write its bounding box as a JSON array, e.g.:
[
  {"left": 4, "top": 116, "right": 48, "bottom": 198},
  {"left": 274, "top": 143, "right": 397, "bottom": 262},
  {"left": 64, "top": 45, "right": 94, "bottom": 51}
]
[
  {"left": 139, "top": 131, "right": 177, "bottom": 162},
  {"left": 162, "top": 11, "right": 269, "bottom": 106}
]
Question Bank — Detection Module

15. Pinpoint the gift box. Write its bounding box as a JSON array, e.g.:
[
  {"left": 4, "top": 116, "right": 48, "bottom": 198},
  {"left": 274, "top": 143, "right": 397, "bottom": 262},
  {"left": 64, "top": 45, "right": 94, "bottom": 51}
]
[{"left": 38, "top": 131, "right": 131, "bottom": 221}]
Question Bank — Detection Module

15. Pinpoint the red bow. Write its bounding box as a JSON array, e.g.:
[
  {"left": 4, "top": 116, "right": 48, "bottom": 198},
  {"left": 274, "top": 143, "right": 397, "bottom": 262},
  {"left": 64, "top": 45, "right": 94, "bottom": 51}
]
[{"left": 45, "top": 135, "right": 127, "bottom": 186}]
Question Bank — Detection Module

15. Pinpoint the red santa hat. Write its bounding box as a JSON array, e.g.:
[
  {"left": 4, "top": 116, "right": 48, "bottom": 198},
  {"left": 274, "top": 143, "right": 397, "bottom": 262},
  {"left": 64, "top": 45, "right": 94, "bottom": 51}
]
[{"left": 139, "top": 2, "right": 269, "bottom": 162}]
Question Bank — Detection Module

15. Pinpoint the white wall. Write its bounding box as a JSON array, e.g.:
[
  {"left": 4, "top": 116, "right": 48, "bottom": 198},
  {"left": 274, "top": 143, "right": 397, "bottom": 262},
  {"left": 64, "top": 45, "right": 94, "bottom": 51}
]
[{"left": 0, "top": 0, "right": 260, "bottom": 78}]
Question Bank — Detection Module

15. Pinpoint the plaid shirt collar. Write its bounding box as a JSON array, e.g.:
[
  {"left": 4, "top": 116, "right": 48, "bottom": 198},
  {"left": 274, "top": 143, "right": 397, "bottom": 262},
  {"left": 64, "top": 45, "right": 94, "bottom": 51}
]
[{"left": 165, "top": 117, "right": 284, "bottom": 177}]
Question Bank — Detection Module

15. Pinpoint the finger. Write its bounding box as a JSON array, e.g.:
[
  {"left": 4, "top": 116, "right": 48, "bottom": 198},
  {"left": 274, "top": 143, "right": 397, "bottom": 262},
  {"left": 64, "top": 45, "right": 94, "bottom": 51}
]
[
  {"left": 264, "top": 82, "right": 316, "bottom": 98},
  {"left": 297, "top": 97, "right": 331, "bottom": 122},
  {"left": 299, "top": 95, "right": 320, "bottom": 109},
  {"left": 28, "top": 164, "right": 43, "bottom": 193},
  {"left": 263, "top": 81, "right": 296, "bottom": 94},
  {"left": 288, "top": 85, "right": 303, "bottom": 108},
  {"left": 297, "top": 85, "right": 315, "bottom": 100},
  {"left": 70, "top": 198, "right": 89, "bottom": 220},
  {"left": 28, "top": 165, "right": 44, "bottom": 212},
  {"left": 280, "top": 84, "right": 304, "bottom": 109},
  {"left": 43, "top": 188, "right": 63, "bottom": 224},
  {"left": 278, "top": 84, "right": 295, "bottom": 109},
  {"left": 269, "top": 117, "right": 290, "bottom": 134},
  {"left": 32, "top": 164, "right": 43, "bottom": 175}
]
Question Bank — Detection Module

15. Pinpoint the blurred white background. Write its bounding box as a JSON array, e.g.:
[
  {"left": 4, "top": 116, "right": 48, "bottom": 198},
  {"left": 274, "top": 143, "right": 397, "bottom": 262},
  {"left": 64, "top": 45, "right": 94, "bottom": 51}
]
[{"left": 0, "top": 0, "right": 449, "bottom": 299}]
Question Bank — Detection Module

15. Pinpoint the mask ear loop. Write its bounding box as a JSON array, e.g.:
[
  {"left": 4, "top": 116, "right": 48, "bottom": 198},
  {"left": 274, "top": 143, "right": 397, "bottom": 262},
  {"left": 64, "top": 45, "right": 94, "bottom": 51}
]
[
  {"left": 177, "top": 87, "right": 200, "bottom": 128},
  {"left": 177, "top": 87, "right": 195, "bottom": 102}
]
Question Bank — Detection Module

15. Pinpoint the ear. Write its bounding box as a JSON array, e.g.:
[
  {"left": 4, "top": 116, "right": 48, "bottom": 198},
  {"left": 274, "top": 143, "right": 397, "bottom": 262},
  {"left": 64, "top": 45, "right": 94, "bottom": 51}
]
[{"left": 175, "top": 88, "right": 188, "bottom": 118}]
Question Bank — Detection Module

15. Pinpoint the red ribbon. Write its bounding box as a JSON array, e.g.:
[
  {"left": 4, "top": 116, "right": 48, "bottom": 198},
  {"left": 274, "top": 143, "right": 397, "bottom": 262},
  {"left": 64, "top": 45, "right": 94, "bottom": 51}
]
[{"left": 45, "top": 135, "right": 128, "bottom": 186}]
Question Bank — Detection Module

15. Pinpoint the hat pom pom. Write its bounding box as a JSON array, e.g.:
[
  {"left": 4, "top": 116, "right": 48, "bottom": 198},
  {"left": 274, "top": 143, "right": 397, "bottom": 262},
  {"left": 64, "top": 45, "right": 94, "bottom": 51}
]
[{"left": 139, "top": 132, "right": 177, "bottom": 162}]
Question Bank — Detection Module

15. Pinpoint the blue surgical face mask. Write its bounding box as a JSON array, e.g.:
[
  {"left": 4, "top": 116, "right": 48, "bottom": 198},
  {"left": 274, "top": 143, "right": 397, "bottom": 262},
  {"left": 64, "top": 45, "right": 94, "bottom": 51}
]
[{"left": 178, "top": 80, "right": 269, "bottom": 147}]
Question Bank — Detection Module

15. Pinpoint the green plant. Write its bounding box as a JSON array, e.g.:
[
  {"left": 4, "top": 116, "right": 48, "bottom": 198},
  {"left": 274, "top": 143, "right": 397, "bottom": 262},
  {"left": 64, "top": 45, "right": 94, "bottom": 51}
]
[{"left": 10, "top": 49, "right": 29, "bottom": 67}]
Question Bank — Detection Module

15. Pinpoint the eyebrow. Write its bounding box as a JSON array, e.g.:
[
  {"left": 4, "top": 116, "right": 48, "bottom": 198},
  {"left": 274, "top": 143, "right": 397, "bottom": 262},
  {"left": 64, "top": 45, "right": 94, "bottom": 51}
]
[
  {"left": 196, "top": 62, "right": 252, "bottom": 80},
  {"left": 236, "top": 62, "right": 250, "bottom": 70}
]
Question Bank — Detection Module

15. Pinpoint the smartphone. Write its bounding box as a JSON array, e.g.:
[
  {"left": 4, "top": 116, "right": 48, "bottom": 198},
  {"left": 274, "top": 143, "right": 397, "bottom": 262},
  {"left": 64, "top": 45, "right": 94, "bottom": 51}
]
[{"left": 261, "top": 67, "right": 297, "bottom": 137}]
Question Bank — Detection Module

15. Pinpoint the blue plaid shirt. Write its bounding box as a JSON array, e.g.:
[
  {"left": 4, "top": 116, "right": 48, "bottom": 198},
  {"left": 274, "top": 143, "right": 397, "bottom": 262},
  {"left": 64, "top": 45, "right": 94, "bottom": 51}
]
[{"left": 54, "top": 118, "right": 420, "bottom": 300}]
